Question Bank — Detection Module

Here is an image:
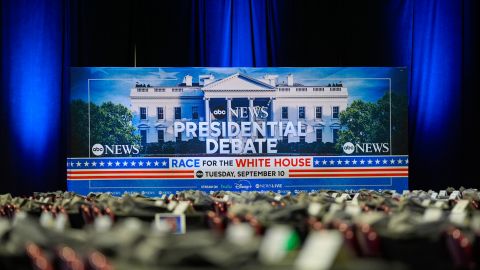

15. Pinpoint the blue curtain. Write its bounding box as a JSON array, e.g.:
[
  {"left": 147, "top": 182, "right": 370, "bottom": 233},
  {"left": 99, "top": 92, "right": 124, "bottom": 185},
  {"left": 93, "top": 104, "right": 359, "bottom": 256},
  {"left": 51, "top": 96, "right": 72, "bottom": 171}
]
[
  {"left": 1, "top": 0, "right": 477, "bottom": 194},
  {"left": 191, "top": 0, "right": 280, "bottom": 66},
  {"left": 1, "top": 0, "right": 68, "bottom": 194},
  {"left": 408, "top": 0, "right": 466, "bottom": 188}
]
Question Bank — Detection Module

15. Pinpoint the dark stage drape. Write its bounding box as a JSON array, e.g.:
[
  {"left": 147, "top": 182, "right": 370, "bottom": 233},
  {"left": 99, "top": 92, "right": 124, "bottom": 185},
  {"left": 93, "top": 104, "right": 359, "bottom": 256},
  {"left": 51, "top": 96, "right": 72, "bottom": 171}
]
[{"left": 1, "top": 0, "right": 478, "bottom": 195}]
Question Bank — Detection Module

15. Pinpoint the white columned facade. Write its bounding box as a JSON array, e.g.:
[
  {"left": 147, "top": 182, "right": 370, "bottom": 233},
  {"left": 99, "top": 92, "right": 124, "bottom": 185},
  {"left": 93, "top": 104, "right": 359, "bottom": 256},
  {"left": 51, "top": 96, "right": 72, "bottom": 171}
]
[
  {"left": 270, "top": 97, "right": 276, "bottom": 138},
  {"left": 131, "top": 72, "right": 348, "bottom": 144},
  {"left": 248, "top": 98, "right": 254, "bottom": 123},
  {"left": 204, "top": 98, "right": 210, "bottom": 123},
  {"left": 226, "top": 98, "right": 232, "bottom": 137},
  {"left": 226, "top": 98, "right": 232, "bottom": 122},
  {"left": 248, "top": 98, "right": 255, "bottom": 138},
  {"left": 270, "top": 97, "right": 276, "bottom": 121}
]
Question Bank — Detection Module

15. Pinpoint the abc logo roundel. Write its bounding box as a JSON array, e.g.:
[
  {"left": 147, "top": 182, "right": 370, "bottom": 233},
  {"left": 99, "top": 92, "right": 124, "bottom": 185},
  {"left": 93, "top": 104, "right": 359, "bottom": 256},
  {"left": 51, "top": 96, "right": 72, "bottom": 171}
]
[
  {"left": 212, "top": 107, "right": 226, "bottom": 119},
  {"left": 91, "top": 144, "right": 104, "bottom": 156},
  {"left": 342, "top": 142, "right": 355, "bottom": 154}
]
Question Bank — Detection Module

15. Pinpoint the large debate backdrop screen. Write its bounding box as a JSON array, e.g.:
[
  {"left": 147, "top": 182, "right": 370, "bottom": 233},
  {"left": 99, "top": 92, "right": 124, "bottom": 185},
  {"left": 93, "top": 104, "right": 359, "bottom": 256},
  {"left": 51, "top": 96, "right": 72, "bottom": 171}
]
[{"left": 68, "top": 67, "right": 408, "bottom": 195}]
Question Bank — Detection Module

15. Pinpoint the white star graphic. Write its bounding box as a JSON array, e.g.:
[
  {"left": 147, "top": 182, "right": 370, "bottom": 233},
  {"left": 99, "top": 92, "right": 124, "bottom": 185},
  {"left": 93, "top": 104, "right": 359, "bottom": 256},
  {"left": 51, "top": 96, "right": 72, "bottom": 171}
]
[
  {"left": 146, "top": 161, "right": 151, "bottom": 166},
  {"left": 161, "top": 161, "right": 167, "bottom": 167},
  {"left": 337, "top": 160, "right": 343, "bottom": 165},
  {"left": 390, "top": 159, "right": 395, "bottom": 164},
  {"left": 84, "top": 161, "right": 89, "bottom": 167},
  {"left": 322, "top": 160, "right": 327, "bottom": 165},
  {"left": 397, "top": 159, "right": 403, "bottom": 164},
  {"left": 107, "top": 161, "right": 113, "bottom": 166},
  {"left": 154, "top": 161, "right": 159, "bottom": 166},
  {"left": 329, "top": 160, "right": 335, "bottom": 165},
  {"left": 314, "top": 160, "right": 320, "bottom": 165},
  {"left": 345, "top": 160, "right": 350, "bottom": 165},
  {"left": 375, "top": 159, "right": 380, "bottom": 164},
  {"left": 352, "top": 159, "right": 358, "bottom": 165},
  {"left": 99, "top": 161, "right": 105, "bottom": 167},
  {"left": 76, "top": 161, "right": 81, "bottom": 167},
  {"left": 138, "top": 161, "right": 144, "bottom": 166},
  {"left": 115, "top": 161, "right": 120, "bottom": 166},
  {"left": 131, "top": 161, "right": 136, "bottom": 166},
  {"left": 383, "top": 159, "right": 388, "bottom": 164},
  {"left": 367, "top": 159, "right": 373, "bottom": 165},
  {"left": 405, "top": 159, "right": 409, "bottom": 164},
  {"left": 360, "top": 159, "right": 365, "bottom": 164},
  {"left": 92, "top": 161, "right": 97, "bottom": 167},
  {"left": 70, "top": 162, "right": 75, "bottom": 167},
  {"left": 123, "top": 161, "right": 128, "bottom": 166}
]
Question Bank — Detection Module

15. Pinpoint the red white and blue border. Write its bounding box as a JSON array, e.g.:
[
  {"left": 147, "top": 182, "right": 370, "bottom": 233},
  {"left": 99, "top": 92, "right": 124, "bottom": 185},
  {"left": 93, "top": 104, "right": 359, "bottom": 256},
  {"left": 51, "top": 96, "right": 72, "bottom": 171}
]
[{"left": 67, "top": 155, "right": 408, "bottom": 195}]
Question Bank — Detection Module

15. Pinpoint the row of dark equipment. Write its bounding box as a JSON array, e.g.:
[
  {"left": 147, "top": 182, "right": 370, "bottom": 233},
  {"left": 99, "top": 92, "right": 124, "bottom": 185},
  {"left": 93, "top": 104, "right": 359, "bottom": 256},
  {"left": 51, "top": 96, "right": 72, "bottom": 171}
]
[{"left": 1, "top": 188, "right": 480, "bottom": 270}]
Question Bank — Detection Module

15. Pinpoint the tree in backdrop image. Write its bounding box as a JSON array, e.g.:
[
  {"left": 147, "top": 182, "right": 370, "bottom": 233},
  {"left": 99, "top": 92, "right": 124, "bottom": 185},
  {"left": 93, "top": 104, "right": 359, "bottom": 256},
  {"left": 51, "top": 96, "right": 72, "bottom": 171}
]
[
  {"left": 70, "top": 100, "right": 140, "bottom": 156},
  {"left": 336, "top": 92, "right": 408, "bottom": 154}
]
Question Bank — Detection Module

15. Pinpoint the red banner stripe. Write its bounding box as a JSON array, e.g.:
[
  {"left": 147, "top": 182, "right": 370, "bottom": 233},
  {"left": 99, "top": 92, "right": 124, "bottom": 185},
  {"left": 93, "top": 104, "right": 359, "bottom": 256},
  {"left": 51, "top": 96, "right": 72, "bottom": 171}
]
[
  {"left": 290, "top": 170, "right": 408, "bottom": 175},
  {"left": 68, "top": 170, "right": 194, "bottom": 174},
  {"left": 289, "top": 168, "right": 407, "bottom": 173},
  {"left": 67, "top": 175, "right": 194, "bottom": 180},
  {"left": 290, "top": 172, "right": 409, "bottom": 175},
  {"left": 289, "top": 173, "right": 408, "bottom": 178}
]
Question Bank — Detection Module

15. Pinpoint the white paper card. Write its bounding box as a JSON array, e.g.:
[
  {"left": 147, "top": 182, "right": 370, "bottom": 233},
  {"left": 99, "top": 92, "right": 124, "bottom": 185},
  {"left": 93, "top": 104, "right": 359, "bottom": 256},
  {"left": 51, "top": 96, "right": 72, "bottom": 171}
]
[
  {"left": 329, "top": 203, "right": 342, "bottom": 213},
  {"left": 451, "top": 200, "right": 469, "bottom": 214},
  {"left": 259, "top": 226, "right": 293, "bottom": 264},
  {"left": 352, "top": 193, "right": 360, "bottom": 205},
  {"left": 449, "top": 212, "right": 467, "bottom": 225},
  {"left": 434, "top": 201, "right": 445, "bottom": 208},
  {"left": 173, "top": 201, "right": 190, "bottom": 214},
  {"left": 423, "top": 208, "right": 443, "bottom": 222},
  {"left": 449, "top": 191, "right": 460, "bottom": 200},
  {"left": 167, "top": 201, "right": 178, "bottom": 211},
  {"left": 345, "top": 205, "right": 361, "bottom": 216},
  {"left": 308, "top": 203, "right": 323, "bottom": 216},
  {"left": 295, "top": 231, "right": 343, "bottom": 270},
  {"left": 421, "top": 199, "right": 431, "bottom": 207},
  {"left": 471, "top": 215, "right": 480, "bottom": 231}
]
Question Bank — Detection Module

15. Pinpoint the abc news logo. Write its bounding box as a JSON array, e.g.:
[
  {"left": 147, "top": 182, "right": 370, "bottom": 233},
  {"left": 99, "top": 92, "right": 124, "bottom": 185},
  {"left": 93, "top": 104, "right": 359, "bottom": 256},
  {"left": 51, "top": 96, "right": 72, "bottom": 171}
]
[
  {"left": 211, "top": 106, "right": 269, "bottom": 120},
  {"left": 342, "top": 142, "right": 390, "bottom": 154},
  {"left": 212, "top": 107, "right": 227, "bottom": 119},
  {"left": 91, "top": 143, "right": 140, "bottom": 156}
]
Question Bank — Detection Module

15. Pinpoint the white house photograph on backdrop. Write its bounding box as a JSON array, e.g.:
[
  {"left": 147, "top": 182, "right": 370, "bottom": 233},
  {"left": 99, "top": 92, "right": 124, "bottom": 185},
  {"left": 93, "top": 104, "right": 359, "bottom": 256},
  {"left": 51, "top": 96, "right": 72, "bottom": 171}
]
[{"left": 70, "top": 67, "right": 408, "bottom": 157}]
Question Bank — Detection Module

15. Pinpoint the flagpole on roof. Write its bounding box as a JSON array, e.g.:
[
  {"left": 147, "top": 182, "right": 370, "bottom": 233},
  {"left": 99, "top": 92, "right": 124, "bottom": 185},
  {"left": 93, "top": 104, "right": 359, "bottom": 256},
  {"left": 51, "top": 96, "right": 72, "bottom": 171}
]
[{"left": 134, "top": 43, "right": 137, "bottom": 67}]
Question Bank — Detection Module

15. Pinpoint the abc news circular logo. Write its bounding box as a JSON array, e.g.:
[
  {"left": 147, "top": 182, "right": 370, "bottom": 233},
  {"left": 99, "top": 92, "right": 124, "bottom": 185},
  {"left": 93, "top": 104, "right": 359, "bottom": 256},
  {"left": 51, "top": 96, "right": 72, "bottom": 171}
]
[
  {"left": 92, "top": 143, "right": 105, "bottom": 156},
  {"left": 91, "top": 144, "right": 105, "bottom": 156},
  {"left": 212, "top": 107, "right": 226, "bottom": 120},
  {"left": 342, "top": 142, "right": 355, "bottom": 154}
]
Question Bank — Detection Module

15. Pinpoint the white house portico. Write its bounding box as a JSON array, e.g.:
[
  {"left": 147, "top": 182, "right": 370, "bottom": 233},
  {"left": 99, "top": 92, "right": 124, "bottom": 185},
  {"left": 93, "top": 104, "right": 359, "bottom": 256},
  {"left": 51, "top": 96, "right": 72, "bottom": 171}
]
[{"left": 130, "top": 73, "right": 348, "bottom": 145}]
